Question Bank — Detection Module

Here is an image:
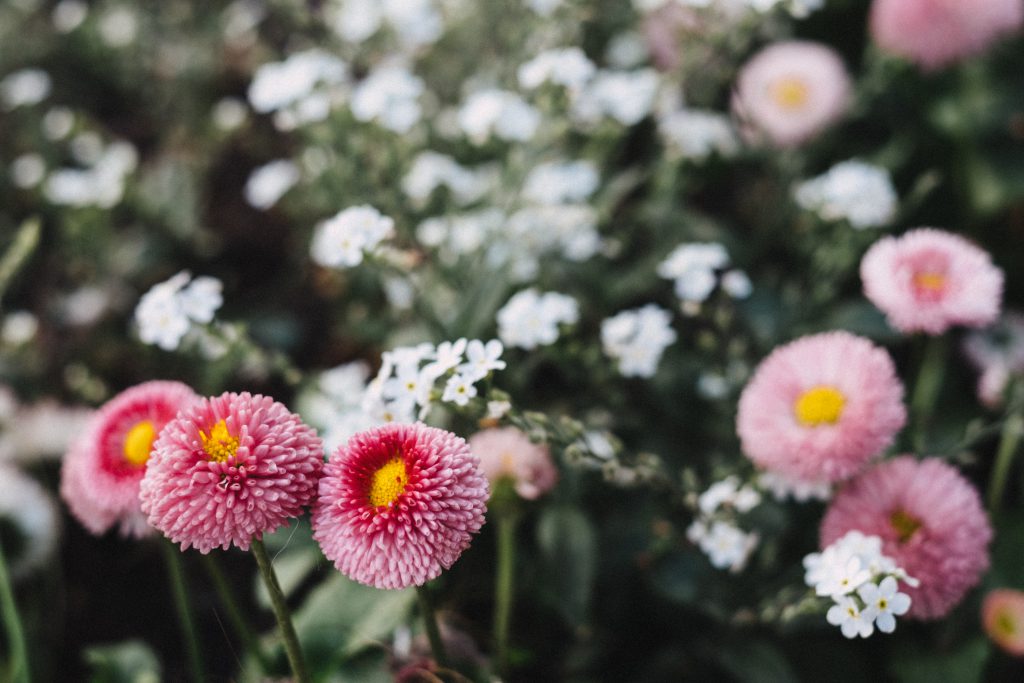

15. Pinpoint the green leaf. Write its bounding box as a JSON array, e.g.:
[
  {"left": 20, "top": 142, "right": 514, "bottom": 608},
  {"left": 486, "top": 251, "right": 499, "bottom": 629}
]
[
  {"left": 536, "top": 506, "right": 597, "bottom": 626},
  {"left": 83, "top": 640, "right": 161, "bottom": 683}
]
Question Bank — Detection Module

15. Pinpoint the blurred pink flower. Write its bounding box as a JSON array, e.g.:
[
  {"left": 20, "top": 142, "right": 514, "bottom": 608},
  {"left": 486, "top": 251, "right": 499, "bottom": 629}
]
[
  {"left": 731, "top": 41, "right": 851, "bottom": 148},
  {"left": 861, "top": 228, "right": 1003, "bottom": 335},
  {"left": 60, "top": 380, "right": 197, "bottom": 538},
  {"left": 983, "top": 589, "right": 1024, "bottom": 656},
  {"left": 469, "top": 426, "right": 558, "bottom": 500},
  {"left": 870, "top": 0, "right": 1023, "bottom": 70},
  {"left": 737, "top": 331, "right": 906, "bottom": 484},
  {"left": 312, "top": 422, "right": 488, "bottom": 589},
  {"left": 139, "top": 391, "right": 323, "bottom": 553},
  {"left": 821, "top": 456, "right": 991, "bottom": 620}
]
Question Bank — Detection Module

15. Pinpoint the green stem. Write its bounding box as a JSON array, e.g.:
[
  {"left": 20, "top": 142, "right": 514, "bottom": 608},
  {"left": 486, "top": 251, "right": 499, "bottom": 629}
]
[
  {"left": 0, "top": 540, "right": 30, "bottom": 683},
  {"left": 911, "top": 335, "right": 948, "bottom": 453},
  {"left": 988, "top": 413, "right": 1023, "bottom": 516},
  {"left": 416, "top": 585, "right": 448, "bottom": 669},
  {"left": 201, "top": 554, "right": 271, "bottom": 673},
  {"left": 251, "top": 539, "right": 309, "bottom": 683},
  {"left": 493, "top": 514, "right": 518, "bottom": 676},
  {"left": 161, "top": 540, "right": 205, "bottom": 683},
  {"left": 0, "top": 217, "right": 41, "bottom": 305}
]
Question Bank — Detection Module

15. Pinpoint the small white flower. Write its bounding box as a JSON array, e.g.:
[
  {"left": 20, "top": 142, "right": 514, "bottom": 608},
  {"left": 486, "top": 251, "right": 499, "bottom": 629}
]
[
  {"left": 442, "top": 373, "right": 478, "bottom": 406},
  {"left": 571, "top": 69, "right": 659, "bottom": 127},
  {"left": 858, "top": 576, "right": 911, "bottom": 633},
  {"left": 699, "top": 520, "right": 759, "bottom": 572},
  {"left": 522, "top": 160, "right": 600, "bottom": 205},
  {"left": 457, "top": 89, "right": 541, "bottom": 145},
  {"left": 659, "top": 243, "right": 733, "bottom": 303},
  {"left": 518, "top": 47, "right": 596, "bottom": 92},
  {"left": 601, "top": 305, "right": 676, "bottom": 378},
  {"left": 1, "top": 69, "right": 51, "bottom": 110},
  {"left": 827, "top": 596, "right": 878, "bottom": 639},
  {"left": 178, "top": 277, "right": 223, "bottom": 324},
  {"left": 658, "top": 108, "right": 738, "bottom": 161},
  {"left": 423, "top": 338, "right": 467, "bottom": 379},
  {"left": 497, "top": 290, "right": 579, "bottom": 350},
  {"left": 811, "top": 553, "right": 872, "bottom": 599},
  {"left": 244, "top": 159, "right": 300, "bottom": 210},
  {"left": 487, "top": 400, "right": 512, "bottom": 420},
  {"left": 134, "top": 272, "right": 223, "bottom": 351},
  {"left": 311, "top": 205, "right": 395, "bottom": 268},
  {"left": 758, "top": 471, "right": 831, "bottom": 502},
  {"left": 351, "top": 64, "right": 424, "bottom": 133},
  {"left": 721, "top": 270, "right": 752, "bottom": 299},
  {"left": 794, "top": 160, "right": 897, "bottom": 229}
]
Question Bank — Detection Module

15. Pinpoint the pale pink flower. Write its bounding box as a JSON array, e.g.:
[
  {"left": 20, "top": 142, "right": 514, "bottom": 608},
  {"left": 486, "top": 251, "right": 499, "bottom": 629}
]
[
  {"left": 821, "top": 456, "right": 992, "bottom": 620},
  {"left": 983, "top": 589, "right": 1024, "bottom": 656},
  {"left": 469, "top": 427, "right": 558, "bottom": 500},
  {"left": 139, "top": 392, "right": 323, "bottom": 553},
  {"left": 60, "top": 381, "right": 198, "bottom": 538},
  {"left": 861, "top": 228, "right": 1003, "bottom": 335},
  {"left": 312, "top": 422, "right": 488, "bottom": 589},
  {"left": 870, "top": 0, "right": 1023, "bottom": 71},
  {"left": 731, "top": 41, "right": 851, "bottom": 148},
  {"left": 737, "top": 331, "right": 906, "bottom": 484}
]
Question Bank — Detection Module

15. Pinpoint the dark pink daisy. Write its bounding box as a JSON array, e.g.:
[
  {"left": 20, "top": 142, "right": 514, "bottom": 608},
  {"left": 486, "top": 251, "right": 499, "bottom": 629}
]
[
  {"left": 821, "top": 456, "right": 992, "bottom": 620},
  {"left": 139, "top": 391, "right": 323, "bottom": 553},
  {"left": 60, "top": 380, "right": 198, "bottom": 538},
  {"left": 312, "top": 422, "right": 489, "bottom": 590}
]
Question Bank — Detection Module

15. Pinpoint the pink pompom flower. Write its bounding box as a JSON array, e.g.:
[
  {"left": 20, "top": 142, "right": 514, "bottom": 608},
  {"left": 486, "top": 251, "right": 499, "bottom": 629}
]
[
  {"left": 821, "top": 456, "right": 992, "bottom": 620},
  {"left": 731, "top": 41, "right": 851, "bottom": 148},
  {"left": 983, "top": 589, "right": 1024, "bottom": 656},
  {"left": 312, "top": 422, "right": 488, "bottom": 590},
  {"left": 861, "top": 228, "right": 1003, "bottom": 335},
  {"left": 139, "top": 391, "right": 323, "bottom": 553},
  {"left": 737, "top": 331, "right": 906, "bottom": 484},
  {"left": 469, "top": 427, "right": 558, "bottom": 500},
  {"left": 60, "top": 381, "right": 198, "bottom": 538},
  {"left": 870, "top": 0, "right": 1023, "bottom": 71}
]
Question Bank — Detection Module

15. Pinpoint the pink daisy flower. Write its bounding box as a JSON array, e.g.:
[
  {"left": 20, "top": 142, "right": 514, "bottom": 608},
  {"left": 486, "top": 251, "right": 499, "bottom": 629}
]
[
  {"left": 139, "top": 391, "right": 323, "bottom": 553},
  {"left": 983, "top": 589, "right": 1024, "bottom": 656},
  {"left": 60, "top": 381, "right": 198, "bottom": 538},
  {"left": 469, "top": 427, "right": 558, "bottom": 500},
  {"left": 312, "top": 422, "right": 488, "bottom": 590},
  {"left": 731, "top": 41, "right": 851, "bottom": 148},
  {"left": 870, "top": 0, "right": 1023, "bottom": 71},
  {"left": 736, "top": 331, "right": 906, "bottom": 484},
  {"left": 821, "top": 456, "right": 992, "bottom": 620},
  {"left": 861, "top": 228, "right": 1003, "bottom": 335}
]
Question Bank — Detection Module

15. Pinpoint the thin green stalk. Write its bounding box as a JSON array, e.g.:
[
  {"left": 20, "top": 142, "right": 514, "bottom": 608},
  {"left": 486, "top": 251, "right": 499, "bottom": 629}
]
[
  {"left": 911, "top": 335, "right": 948, "bottom": 453},
  {"left": 0, "top": 217, "right": 41, "bottom": 304},
  {"left": 201, "top": 554, "right": 271, "bottom": 673},
  {"left": 161, "top": 540, "right": 205, "bottom": 683},
  {"left": 988, "top": 413, "right": 1023, "bottom": 516},
  {"left": 416, "top": 585, "right": 448, "bottom": 669},
  {"left": 0, "top": 540, "right": 29, "bottom": 683},
  {"left": 493, "top": 514, "right": 518, "bottom": 676},
  {"left": 251, "top": 539, "right": 309, "bottom": 683}
]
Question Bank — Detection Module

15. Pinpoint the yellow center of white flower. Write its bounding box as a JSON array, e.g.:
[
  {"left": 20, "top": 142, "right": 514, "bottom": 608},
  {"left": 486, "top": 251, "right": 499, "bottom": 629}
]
[
  {"left": 123, "top": 420, "right": 156, "bottom": 466},
  {"left": 794, "top": 386, "right": 846, "bottom": 426},
  {"left": 771, "top": 77, "right": 809, "bottom": 110},
  {"left": 369, "top": 458, "right": 408, "bottom": 508},
  {"left": 201, "top": 419, "right": 239, "bottom": 462}
]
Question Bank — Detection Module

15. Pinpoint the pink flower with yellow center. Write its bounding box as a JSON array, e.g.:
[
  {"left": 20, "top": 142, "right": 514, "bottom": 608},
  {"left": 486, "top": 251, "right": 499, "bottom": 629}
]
[
  {"left": 983, "top": 589, "right": 1024, "bottom": 656},
  {"left": 821, "top": 456, "right": 992, "bottom": 620},
  {"left": 60, "top": 381, "right": 198, "bottom": 538},
  {"left": 469, "top": 426, "right": 558, "bottom": 500},
  {"left": 312, "top": 422, "right": 488, "bottom": 590},
  {"left": 138, "top": 391, "right": 323, "bottom": 553},
  {"left": 737, "top": 331, "right": 906, "bottom": 484},
  {"left": 861, "top": 228, "right": 1003, "bottom": 335}
]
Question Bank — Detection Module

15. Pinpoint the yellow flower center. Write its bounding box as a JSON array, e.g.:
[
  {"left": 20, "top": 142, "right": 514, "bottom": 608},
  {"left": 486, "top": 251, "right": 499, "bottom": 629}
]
[
  {"left": 369, "top": 457, "right": 408, "bottom": 508},
  {"left": 794, "top": 386, "right": 846, "bottom": 426},
  {"left": 771, "top": 77, "right": 809, "bottom": 110},
  {"left": 913, "top": 271, "right": 946, "bottom": 293},
  {"left": 890, "top": 509, "right": 923, "bottom": 543},
  {"left": 123, "top": 420, "right": 157, "bottom": 467},
  {"left": 201, "top": 420, "right": 239, "bottom": 463}
]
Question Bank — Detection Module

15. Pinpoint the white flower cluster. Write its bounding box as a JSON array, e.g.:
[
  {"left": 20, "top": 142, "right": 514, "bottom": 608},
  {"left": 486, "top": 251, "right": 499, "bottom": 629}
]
[
  {"left": 634, "top": 0, "right": 822, "bottom": 19},
  {"left": 457, "top": 89, "right": 541, "bottom": 145},
  {"left": 658, "top": 242, "right": 751, "bottom": 306},
  {"left": 657, "top": 108, "right": 738, "bottom": 161},
  {"left": 571, "top": 69, "right": 660, "bottom": 127},
  {"left": 247, "top": 49, "right": 348, "bottom": 131},
  {"left": 794, "top": 160, "right": 898, "bottom": 229},
  {"left": 518, "top": 47, "right": 596, "bottom": 93},
  {"left": 758, "top": 471, "right": 831, "bottom": 503},
  {"left": 296, "top": 361, "right": 377, "bottom": 454},
  {"left": 804, "top": 531, "right": 917, "bottom": 639},
  {"left": 687, "top": 476, "right": 762, "bottom": 572},
  {"left": 601, "top": 305, "right": 677, "bottom": 378},
  {"left": 244, "top": 159, "right": 300, "bottom": 210},
  {"left": 351, "top": 64, "right": 425, "bottom": 133},
  {"left": 134, "top": 272, "right": 224, "bottom": 351},
  {"left": 0, "top": 68, "right": 51, "bottom": 110},
  {"left": 402, "top": 151, "right": 494, "bottom": 207},
  {"left": 44, "top": 139, "right": 138, "bottom": 209},
  {"left": 310, "top": 205, "right": 396, "bottom": 268},
  {"left": 497, "top": 289, "right": 579, "bottom": 350},
  {"left": 329, "top": 0, "right": 443, "bottom": 48},
  {"left": 522, "top": 160, "right": 600, "bottom": 205}
]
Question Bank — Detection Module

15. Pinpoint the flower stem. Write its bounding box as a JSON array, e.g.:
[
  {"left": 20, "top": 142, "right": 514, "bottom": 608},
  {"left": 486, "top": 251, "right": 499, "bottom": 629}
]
[
  {"left": 911, "top": 335, "right": 948, "bottom": 453},
  {"left": 0, "top": 540, "right": 30, "bottom": 683},
  {"left": 201, "top": 553, "right": 271, "bottom": 673},
  {"left": 988, "top": 413, "right": 1023, "bottom": 516},
  {"left": 416, "top": 584, "right": 448, "bottom": 669},
  {"left": 160, "top": 540, "right": 205, "bottom": 683},
  {"left": 251, "top": 539, "right": 309, "bottom": 683},
  {"left": 493, "top": 513, "right": 518, "bottom": 676}
]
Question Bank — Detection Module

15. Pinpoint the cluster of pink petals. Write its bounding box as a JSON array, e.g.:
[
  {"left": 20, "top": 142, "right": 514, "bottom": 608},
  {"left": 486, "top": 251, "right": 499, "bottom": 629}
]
[
  {"left": 983, "top": 589, "right": 1024, "bottom": 656},
  {"left": 469, "top": 427, "right": 558, "bottom": 500},
  {"left": 870, "top": 0, "right": 1023, "bottom": 71},
  {"left": 139, "top": 391, "right": 323, "bottom": 553},
  {"left": 737, "top": 331, "right": 906, "bottom": 484},
  {"left": 861, "top": 228, "right": 1003, "bottom": 335},
  {"left": 821, "top": 456, "right": 992, "bottom": 620},
  {"left": 60, "top": 380, "right": 198, "bottom": 538},
  {"left": 731, "top": 41, "right": 851, "bottom": 148},
  {"left": 312, "top": 422, "right": 488, "bottom": 590}
]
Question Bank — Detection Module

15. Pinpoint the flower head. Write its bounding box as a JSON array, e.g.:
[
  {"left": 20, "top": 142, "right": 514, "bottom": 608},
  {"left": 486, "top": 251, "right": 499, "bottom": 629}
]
[
  {"left": 61, "top": 381, "right": 198, "bottom": 537},
  {"left": 861, "top": 228, "right": 1003, "bottom": 335},
  {"left": 983, "top": 589, "right": 1024, "bottom": 656},
  {"left": 469, "top": 427, "right": 558, "bottom": 500},
  {"left": 737, "top": 331, "right": 906, "bottom": 483},
  {"left": 139, "top": 392, "right": 323, "bottom": 553},
  {"left": 312, "top": 422, "right": 488, "bottom": 589},
  {"left": 820, "top": 456, "right": 992, "bottom": 619}
]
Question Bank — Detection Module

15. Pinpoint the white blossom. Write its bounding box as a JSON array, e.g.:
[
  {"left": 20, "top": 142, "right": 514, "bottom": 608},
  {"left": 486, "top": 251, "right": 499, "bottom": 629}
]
[
  {"left": 827, "top": 596, "right": 877, "bottom": 639},
  {"left": 497, "top": 289, "right": 579, "bottom": 350},
  {"left": 244, "top": 159, "right": 300, "bottom": 210},
  {"left": 658, "top": 108, "right": 738, "bottom": 161},
  {"left": 658, "top": 242, "right": 733, "bottom": 303},
  {"left": 571, "top": 69, "right": 659, "bottom": 127},
  {"left": 600, "top": 305, "right": 677, "bottom": 378},
  {"left": 698, "top": 520, "right": 759, "bottom": 572},
  {"left": 457, "top": 89, "right": 541, "bottom": 144},
  {"left": 794, "top": 160, "right": 897, "bottom": 229},
  {"left": 1, "top": 69, "right": 51, "bottom": 110},
  {"left": 311, "top": 205, "right": 395, "bottom": 268},
  {"left": 351, "top": 64, "right": 424, "bottom": 133},
  {"left": 134, "top": 272, "right": 224, "bottom": 351},
  {"left": 442, "top": 373, "right": 478, "bottom": 406},
  {"left": 522, "top": 160, "right": 600, "bottom": 205},
  {"left": 858, "top": 576, "right": 911, "bottom": 633},
  {"left": 248, "top": 50, "right": 348, "bottom": 128},
  {"left": 458, "top": 339, "right": 506, "bottom": 381},
  {"left": 518, "top": 48, "right": 596, "bottom": 92}
]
